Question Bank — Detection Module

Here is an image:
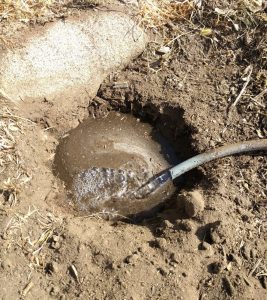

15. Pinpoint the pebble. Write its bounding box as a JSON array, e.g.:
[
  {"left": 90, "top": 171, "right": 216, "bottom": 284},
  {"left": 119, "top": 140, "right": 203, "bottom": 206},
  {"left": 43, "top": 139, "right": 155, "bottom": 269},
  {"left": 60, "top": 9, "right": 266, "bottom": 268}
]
[
  {"left": 52, "top": 235, "right": 60, "bottom": 242},
  {"left": 156, "top": 46, "right": 171, "bottom": 55},
  {"left": 50, "top": 234, "right": 62, "bottom": 249},
  {"left": 177, "top": 190, "right": 205, "bottom": 218},
  {"left": 121, "top": 0, "right": 139, "bottom": 7},
  {"left": 51, "top": 241, "right": 61, "bottom": 250}
]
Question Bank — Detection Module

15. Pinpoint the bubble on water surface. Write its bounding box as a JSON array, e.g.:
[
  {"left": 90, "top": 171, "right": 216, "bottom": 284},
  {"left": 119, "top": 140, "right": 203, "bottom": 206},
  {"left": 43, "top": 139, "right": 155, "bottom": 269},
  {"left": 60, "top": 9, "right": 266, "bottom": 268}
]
[{"left": 73, "top": 167, "right": 147, "bottom": 210}]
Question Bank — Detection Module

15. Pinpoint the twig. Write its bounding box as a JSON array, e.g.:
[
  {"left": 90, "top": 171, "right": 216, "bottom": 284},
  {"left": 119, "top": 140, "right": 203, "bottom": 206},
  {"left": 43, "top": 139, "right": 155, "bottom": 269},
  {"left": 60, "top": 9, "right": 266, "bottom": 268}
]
[
  {"left": 232, "top": 65, "right": 253, "bottom": 108},
  {"left": 0, "top": 113, "right": 35, "bottom": 124},
  {"left": 165, "top": 28, "right": 198, "bottom": 46},
  {"left": 22, "top": 281, "right": 34, "bottom": 296},
  {"left": 251, "top": 87, "right": 267, "bottom": 103},
  {"left": 248, "top": 258, "right": 262, "bottom": 277}
]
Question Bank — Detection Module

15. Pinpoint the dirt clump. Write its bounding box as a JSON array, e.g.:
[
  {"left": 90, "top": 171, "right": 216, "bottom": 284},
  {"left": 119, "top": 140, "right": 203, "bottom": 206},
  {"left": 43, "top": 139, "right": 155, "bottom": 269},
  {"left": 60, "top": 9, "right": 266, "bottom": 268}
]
[{"left": 178, "top": 190, "right": 205, "bottom": 218}]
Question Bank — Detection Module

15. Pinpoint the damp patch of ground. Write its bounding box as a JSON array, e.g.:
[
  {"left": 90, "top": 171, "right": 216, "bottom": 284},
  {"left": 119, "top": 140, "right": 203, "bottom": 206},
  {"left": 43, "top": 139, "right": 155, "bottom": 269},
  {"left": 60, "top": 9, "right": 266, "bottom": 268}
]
[{"left": 0, "top": 1, "right": 267, "bottom": 300}]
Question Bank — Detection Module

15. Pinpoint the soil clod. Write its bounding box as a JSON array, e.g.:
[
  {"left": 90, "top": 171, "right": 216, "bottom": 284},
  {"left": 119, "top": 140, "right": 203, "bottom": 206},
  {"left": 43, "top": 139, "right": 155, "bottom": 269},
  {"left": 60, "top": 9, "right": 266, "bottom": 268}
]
[{"left": 178, "top": 190, "right": 205, "bottom": 218}]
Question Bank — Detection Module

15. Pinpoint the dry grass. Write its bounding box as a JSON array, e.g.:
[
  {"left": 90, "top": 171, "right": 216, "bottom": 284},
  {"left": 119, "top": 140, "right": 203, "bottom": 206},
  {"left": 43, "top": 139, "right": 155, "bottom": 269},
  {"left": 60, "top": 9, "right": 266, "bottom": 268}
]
[
  {"left": 0, "top": 0, "right": 67, "bottom": 22},
  {"left": 85, "top": 208, "right": 130, "bottom": 220},
  {"left": 4, "top": 205, "right": 62, "bottom": 260},
  {"left": 138, "top": 0, "right": 195, "bottom": 30},
  {"left": 0, "top": 0, "right": 196, "bottom": 26},
  {"left": 0, "top": 106, "right": 32, "bottom": 206}
]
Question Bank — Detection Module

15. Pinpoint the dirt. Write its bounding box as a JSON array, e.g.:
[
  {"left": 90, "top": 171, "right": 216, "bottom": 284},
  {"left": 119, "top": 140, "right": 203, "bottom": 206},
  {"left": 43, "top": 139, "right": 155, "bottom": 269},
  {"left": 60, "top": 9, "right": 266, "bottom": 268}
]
[
  {"left": 0, "top": 1, "right": 267, "bottom": 300},
  {"left": 180, "top": 190, "right": 205, "bottom": 218}
]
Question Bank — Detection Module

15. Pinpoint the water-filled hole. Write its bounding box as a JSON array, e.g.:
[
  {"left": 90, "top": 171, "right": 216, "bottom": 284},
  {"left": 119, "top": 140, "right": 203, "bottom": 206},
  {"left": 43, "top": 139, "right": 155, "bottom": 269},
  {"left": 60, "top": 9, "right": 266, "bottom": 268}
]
[{"left": 53, "top": 100, "right": 199, "bottom": 219}]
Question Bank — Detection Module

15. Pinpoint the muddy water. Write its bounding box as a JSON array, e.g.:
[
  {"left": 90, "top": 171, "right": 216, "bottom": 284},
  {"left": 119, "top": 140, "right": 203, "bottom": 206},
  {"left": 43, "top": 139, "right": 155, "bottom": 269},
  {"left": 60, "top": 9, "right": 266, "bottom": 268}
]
[{"left": 53, "top": 112, "right": 177, "bottom": 216}]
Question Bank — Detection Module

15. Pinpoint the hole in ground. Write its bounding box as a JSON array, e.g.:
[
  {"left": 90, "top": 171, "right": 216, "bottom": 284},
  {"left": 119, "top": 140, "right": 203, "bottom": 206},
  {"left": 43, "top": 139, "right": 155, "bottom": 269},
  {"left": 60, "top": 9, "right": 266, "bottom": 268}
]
[{"left": 52, "top": 97, "right": 203, "bottom": 221}]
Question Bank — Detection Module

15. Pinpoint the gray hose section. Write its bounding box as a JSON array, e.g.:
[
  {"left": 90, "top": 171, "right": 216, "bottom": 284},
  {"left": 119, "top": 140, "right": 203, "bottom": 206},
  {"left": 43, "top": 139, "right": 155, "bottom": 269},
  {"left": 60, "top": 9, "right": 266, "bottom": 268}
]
[{"left": 169, "top": 139, "right": 267, "bottom": 180}]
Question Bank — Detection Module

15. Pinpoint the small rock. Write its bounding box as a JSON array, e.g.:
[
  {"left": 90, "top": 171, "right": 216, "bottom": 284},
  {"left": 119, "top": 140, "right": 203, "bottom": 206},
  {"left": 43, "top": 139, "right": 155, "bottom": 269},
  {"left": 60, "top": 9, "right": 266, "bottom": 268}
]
[
  {"left": 121, "top": 0, "right": 139, "bottom": 7},
  {"left": 226, "top": 262, "right": 232, "bottom": 272},
  {"left": 156, "top": 46, "right": 171, "bottom": 55},
  {"left": 169, "top": 261, "right": 177, "bottom": 268},
  {"left": 209, "top": 140, "right": 216, "bottom": 147},
  {"left": 177, "top": 190, "right": 205, "bottom": 218},
  {"left": 51, "top": 241, "right": 61, "bottom": 250},
  {"left": 51, "top": 235, "right": 60, "bottom": 242}
]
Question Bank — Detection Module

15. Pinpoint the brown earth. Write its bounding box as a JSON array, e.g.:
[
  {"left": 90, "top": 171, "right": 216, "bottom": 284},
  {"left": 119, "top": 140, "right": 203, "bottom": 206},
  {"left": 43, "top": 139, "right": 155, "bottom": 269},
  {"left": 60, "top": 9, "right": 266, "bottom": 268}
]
[{"left": 0, "top": 1, "right": 267, "bottom": 300}]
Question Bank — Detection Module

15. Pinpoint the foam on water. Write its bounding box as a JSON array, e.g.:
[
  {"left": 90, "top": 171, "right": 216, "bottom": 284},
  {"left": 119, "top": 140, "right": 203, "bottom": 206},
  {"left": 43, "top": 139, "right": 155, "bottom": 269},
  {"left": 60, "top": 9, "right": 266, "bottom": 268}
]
[{"left": 73, "top": 167, "right": 148, "bottom": 210}]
